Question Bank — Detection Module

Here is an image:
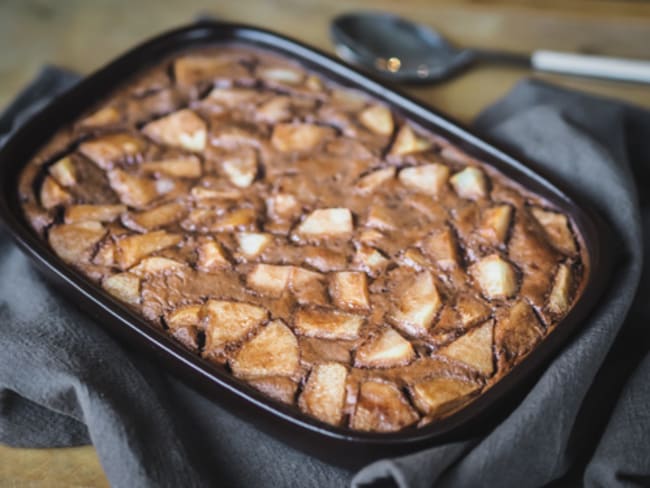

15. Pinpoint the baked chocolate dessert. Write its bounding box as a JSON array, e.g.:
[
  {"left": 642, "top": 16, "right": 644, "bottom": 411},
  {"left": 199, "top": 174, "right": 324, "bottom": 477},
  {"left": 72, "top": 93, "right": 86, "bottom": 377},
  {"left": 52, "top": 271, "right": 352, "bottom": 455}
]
[{"left": 18, "top": 45, "right": 585, "bottom": 432}]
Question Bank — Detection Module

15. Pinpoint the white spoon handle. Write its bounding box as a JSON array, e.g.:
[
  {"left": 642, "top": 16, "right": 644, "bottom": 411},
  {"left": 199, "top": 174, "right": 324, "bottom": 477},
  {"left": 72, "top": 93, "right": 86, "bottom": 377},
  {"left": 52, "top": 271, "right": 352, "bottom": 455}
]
[{"left": 531, "top": 50, "right": 650, "bottom": 84}]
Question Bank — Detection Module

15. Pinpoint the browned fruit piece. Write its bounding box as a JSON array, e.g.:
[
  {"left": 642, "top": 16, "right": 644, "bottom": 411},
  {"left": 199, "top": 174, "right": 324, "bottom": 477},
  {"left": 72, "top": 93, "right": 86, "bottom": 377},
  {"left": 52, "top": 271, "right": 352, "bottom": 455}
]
[
  {"left": 495, "top": 300, "right": 543, "bottom": 364},
  {"left": 351, "top": 380, "right": 419, "bottom": 432},
  {"left": 203, "top": 300, "right": 268, "bottom": 352},
  {"left": 40, "top": 176, "right": 72, "bottom": 209},
  {"left": 65, "top": 204, "right": 126, "bottom": 224},
  {"left": 531, "top": 207, "right": 577, "bottom": 255},
  {"left": 479, "top": 205, "right": 513, "bottom": 245},
  {"left": 456, "top": 294, "right": 491, "bottom": 327},
  {"left": 389, "top": 125, "right": 432, "bottom": 156},
  {"left": 48, "top": 156, "right": 77, "bottom": 187},
  {"left": 388, "top": 270, "right": 442, "bottom": 337},
  {"left": 143, "top": 109, "right": 207, "bottom": 152},
  {"left": 247, "top": 376, "right": 298, "bottom": 404},
  {"left": 365, "top": 204, "right": 398, "bottom": 230},
  {"left": 470, "top": 254, "right": 519, "bottom": 300},
  {"left": 358, "top": 105, "right": 394, "bottom": 136},
  {"left": 353, "top": 245, "right": 390, "bottom": 277},
  {"left": 115, "top": 230, "right": 182, "bottom": 269},
  {"left": 236, "top": 232, "right": 272, "bottom": 258},
  {"left": 230, "top": 320, "right": 300, "bottom": 378},
  {"left": 331, "top": 89, "right": 367, "bottom": 111},
  {"left": 212, "top": 208, "right": 257, "bottom": 232},
  {"left": 174, "top": 55, "right": 250, "bottom": 87},
  {"left": 196, "top": 240, "right": 230, "bottom": 271},
  {"left": 421, "top": 228, "right": 459, "bottom": 270},
  {"left": 355, "top": 167, "right": 396, "bottom": 194},
  {"left": 547, "top": 263, "right": 573, "bottom": 315},
  {"left": 256, "top": 96, "right": 292, "bottom": 123},
  {"left": 122, "top": 202, "right": 186, "bottom": 232},
  {"left": 208, "top": 87, "right": 258, "bottom": 107},
  {"left": 79, "top": 106, "right": 121, "bottom": 128},
  {"left": 299, "top": 363, "right": 348, "bottom": 425},
  {"left": 107, "top": 169, "right": 160, "bottom": 208},
  {"left": 439, "top": 320, "right": 495, "bottom": 375},
  {"left": 355, "top": 328, "right": 415, "bottom": 368},
  {"left": 299, "top": 337, "right": 351, "bottom": 365},
  {"left": 294, "top": 308, "right": 364, "bottom": 340},
  {"left": 271, "top": 123, "right": 335, "bottom": 152},
  {"left": 258, "top": 66, "right": 305, "bottom": 85},
  {"left": 79, "top": 133, "right": 146, "bottom": 169},
  {"left": 330, "top": 271, "right": 370, "bottom": 311},
  {"left": 450, "top": 167, "right": 488, "bottom": 200},
  {"left": 247, "top": 264, "right": 292, "bottom": 297},
  {"left": 102, "top": 272, "right": 140, "bottom": 306},
  {"left": 289, "top": 267, "right": 328, "bottom": 306},
  {"left": 129, "top": 257, "right": 185, "bottom": 276},
  {"left": 141, "top": 156, "right": 202, "bottom": 178},
  {"left": 222, "top": 146, "right": 258, "bottom": 188},
  {"left": 411, "top": 377, "right": 480, "bottom": 416},
  {"left": 48, "top": 221, "right": 106, "bottom": 264},
  {"left": 398, "top": 248, "right": 430, "bottom": 271},
  {"left": 266, "top": 193, "right": 299, "bottom": 221},
  {"left": 166, "top": 304, "right": 202, "bottom": 329},
  {"left": 398, "top": 164, "right": 450, "bottom": 196},
  {"left": 294, "top": 208, "right": 353, "bottom": 238}
]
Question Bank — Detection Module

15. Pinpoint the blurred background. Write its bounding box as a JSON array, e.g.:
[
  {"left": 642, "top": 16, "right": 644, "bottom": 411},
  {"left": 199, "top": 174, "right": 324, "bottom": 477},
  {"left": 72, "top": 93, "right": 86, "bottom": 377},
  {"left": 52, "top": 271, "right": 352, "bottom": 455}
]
[
  {"left": 0, "top": 0, "right": 649, "bottom": 486},
  {"left": 1, "top": 0, "right": 649, "bottom": 123}
]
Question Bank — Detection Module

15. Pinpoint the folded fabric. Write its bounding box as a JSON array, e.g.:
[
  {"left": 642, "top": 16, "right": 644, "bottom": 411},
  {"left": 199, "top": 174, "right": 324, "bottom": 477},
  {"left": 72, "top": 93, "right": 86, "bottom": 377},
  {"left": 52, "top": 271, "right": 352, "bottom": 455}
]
[{"left": 1, "top": 68, "right": 648, "bottom": 488}]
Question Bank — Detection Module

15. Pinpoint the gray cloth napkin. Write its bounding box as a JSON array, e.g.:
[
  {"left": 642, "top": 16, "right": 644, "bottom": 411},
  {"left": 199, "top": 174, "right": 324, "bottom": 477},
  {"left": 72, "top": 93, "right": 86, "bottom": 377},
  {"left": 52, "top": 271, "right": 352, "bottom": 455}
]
[{"left": 1, "top": 68, "right": 649, "bottom": 488}]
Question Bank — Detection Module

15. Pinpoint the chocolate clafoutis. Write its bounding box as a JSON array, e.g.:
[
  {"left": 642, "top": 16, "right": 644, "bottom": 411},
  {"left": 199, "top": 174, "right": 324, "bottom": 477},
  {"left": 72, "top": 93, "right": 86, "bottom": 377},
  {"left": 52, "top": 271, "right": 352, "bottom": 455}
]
[{"left": 19, "top": 46, "right": 585, "bottom": 433}]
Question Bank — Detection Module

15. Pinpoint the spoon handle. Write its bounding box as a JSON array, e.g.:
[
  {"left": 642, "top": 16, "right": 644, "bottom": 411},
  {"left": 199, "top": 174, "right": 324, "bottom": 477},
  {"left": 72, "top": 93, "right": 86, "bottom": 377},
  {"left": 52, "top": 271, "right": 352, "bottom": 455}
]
[{"left": 531, "top": 50, "right": 650, "bottom": 84}]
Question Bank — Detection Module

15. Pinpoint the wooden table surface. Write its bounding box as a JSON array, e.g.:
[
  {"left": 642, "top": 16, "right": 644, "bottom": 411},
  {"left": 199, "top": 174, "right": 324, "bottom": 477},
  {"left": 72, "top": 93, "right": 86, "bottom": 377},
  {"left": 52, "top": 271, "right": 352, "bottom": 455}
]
[{"left": 1, "top": 0, "right": 649, "bottom": 485}]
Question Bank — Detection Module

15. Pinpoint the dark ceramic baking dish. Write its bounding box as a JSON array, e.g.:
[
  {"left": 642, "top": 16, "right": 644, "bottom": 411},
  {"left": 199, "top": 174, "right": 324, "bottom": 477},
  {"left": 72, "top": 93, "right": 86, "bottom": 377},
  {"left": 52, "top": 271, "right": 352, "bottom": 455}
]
[{"left": 0, "top": 21, "right": 613, "bottom": 468}]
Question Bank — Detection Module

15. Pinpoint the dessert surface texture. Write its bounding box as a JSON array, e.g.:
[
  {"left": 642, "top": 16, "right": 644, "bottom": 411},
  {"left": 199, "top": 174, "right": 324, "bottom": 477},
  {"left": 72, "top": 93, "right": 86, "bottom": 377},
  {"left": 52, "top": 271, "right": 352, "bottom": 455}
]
[{"left": 19, "top": 45, "right": 585, "bottom": 433}]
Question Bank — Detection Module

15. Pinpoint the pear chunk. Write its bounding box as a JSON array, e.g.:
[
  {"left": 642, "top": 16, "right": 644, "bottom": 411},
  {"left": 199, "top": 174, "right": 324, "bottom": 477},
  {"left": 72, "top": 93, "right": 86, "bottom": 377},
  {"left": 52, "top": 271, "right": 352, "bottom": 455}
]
[
  {"left": 398, "top": 247, "right": 430, "bottom": 271},
  {"left": 450, "top": 167, "right": 488, "bottom": 200},
  {"left": 330, "top": 271, "right": 370, "bottom": 311},
  {"left": 366, "top": 204, "right": 398, "bottom": 230},
  {"left": 65, "top": 204, "right": 126, "bottom": 224},
  {"left": 389, "top": 125, "right": 432, "bottom": 156},
  {"left": 355, "top": 167, "right": 396, "bottom": 194},
  {"left": 547, "top": 263, "right": 573, "bottom": 315},
  {"left": 102, "top": 272, "right": 140, "bottom": 305},
  {"left": 166, "top": 304, "right": 202, "bottom": 329},
  {"left": 49, "top": 156, "right": 77, "bottom": 187},
  {"left": 531, "top": 207, "right": 577, "bottom": 255},
  {"left": 48, "top": 221, "right": 106, "bottom": 264},
  {"left": 143, "top": 109, "right": 207, "bottom": 152},
  {"left": 174, "top": 55, "right": 250, "bottom": 87},
  {"left": 299, "top": 363, "right": 348, "bottom": 426},
  {"left": 294, "top": 308, "right": 363, "bottom": 340},
  {"left": 196, "top": 240, "right": 230, "bottom": 271},
  {"left": 479, "top": 205, "right": 513, "bottom": 245},
  {"left": 79, "top": 133, "right": 146, "bottom": 169},
  {"left": 122, "top": 202, "right": 186, "bottom": 232},
  {"left": 294, "top": 208, "right": 353, "bottom": 238},
  {"left": 289, "top": 267, "right": 328, "bottom": 306},
  {"left": 412, "top": 377, "right": 480, "bottom": 416},
  {"left": 421, "top": 228, "right": 459, "bottom": 270},
  {"left": 129, "top": 257, "right": 185, "bottom": 276},
  {"left": 115, "top": 230, "right": 182, "bottom": 269},
  {"left": 353, "top": 245, "right": 390, "bottom": 277},
  {"left": 222, "top": 146, "right": 258, "bottom": 188},
  {"left": 107, "top": 169, "right": 159, "bottom": 208},
  {"left": 470, "top": 254, "right": 518, "bottom": 300},
  {"left": 248, "top": 377, "right": 298, "bottom": 405},
  {"left": 355, "top": 328, "right": 415, "bottom": 368},
  {"left": 141, "top": 156, "right": 202, "bottom": 178},
  {"left": 247, "top": 264, "right": 292, "bottom": 297},
  {"left": 230, "top": 320, "right": 299, "bottom": 379},
  {"left": 237, "top": 232, "right": 272, "bottom": 258},
  {"left": 439, "top": 320, "right": 494, "bottom": 376},
  {"left": 271, "top": 123, "right": 335, "bottom": 152},
  {"left": 398, "top": 164, "right": 450, "bottom": 196},
  {"left": 203, "top": 300, "right": 268, "bottom": 352},
  {"left": 351, "top": 381, "right": 419, "bottom": 432},
  {"left": 40, "top": 176, "right": 72, "bottom": 209},
  {"left": 495, "top": 300, "right": 543, "bottom": 364},
  {"left": 258, "top": 66, "right": 304, "bottom": 85},
  {"left": 358, "top": 105, "right": 394, "bottom": 136},
  {"left": 388, "top": 270, "right": 441, "bottom": 337}
]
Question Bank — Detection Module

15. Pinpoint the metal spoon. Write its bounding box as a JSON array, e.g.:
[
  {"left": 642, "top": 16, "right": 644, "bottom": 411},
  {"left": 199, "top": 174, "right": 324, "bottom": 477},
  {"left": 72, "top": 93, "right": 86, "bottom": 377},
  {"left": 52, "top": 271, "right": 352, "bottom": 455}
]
[{"left": 330, "top": 11, "right": 650, "bottom": 84}]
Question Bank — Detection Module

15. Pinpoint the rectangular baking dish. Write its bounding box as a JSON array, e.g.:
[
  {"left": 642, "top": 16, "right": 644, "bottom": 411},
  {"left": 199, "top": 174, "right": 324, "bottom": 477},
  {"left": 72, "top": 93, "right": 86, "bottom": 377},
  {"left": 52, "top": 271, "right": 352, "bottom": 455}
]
[{"left": 0, "top": 21, "right": 612, "bottom": 468}]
